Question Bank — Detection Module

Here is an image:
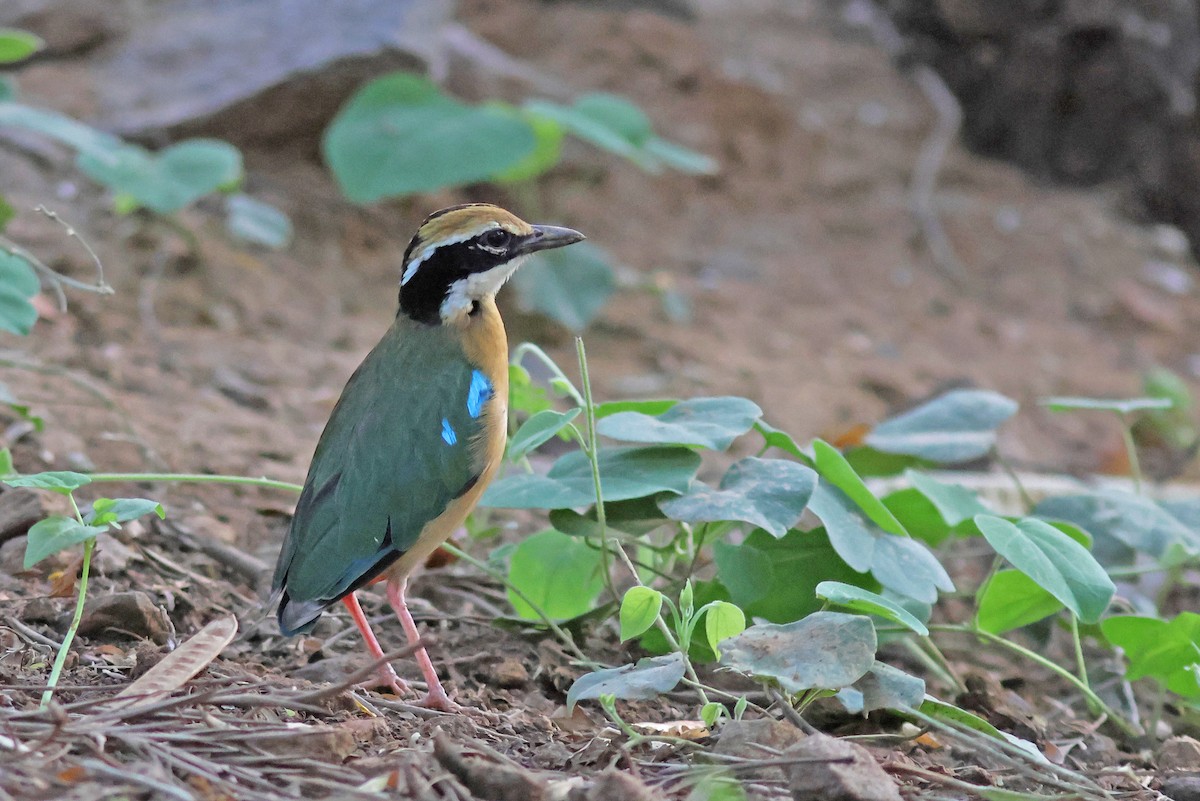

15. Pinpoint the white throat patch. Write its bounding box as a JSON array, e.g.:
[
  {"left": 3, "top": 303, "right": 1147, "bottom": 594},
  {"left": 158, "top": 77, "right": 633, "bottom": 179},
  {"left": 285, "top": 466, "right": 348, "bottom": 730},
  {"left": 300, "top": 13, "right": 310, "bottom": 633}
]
[{"left": 439, "top": 255, "right": 529, "bottom": 323}]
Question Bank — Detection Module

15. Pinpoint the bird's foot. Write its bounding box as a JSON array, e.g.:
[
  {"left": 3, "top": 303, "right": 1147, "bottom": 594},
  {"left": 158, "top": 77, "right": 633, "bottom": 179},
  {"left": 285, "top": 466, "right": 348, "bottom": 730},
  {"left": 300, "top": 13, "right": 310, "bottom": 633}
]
[
  {"left": 376, "top": 663, "right": 410, "bottom": 697},
  {"left": 414, "top": 684, "right": 459, "bottom": 712}
]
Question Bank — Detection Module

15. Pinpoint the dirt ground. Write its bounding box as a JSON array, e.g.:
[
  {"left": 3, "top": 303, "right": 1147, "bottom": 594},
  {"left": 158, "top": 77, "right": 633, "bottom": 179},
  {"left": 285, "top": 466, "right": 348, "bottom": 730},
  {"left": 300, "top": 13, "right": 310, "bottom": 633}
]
[{"left": 1, "top": 0, "right": 1197, "bottom": 798}]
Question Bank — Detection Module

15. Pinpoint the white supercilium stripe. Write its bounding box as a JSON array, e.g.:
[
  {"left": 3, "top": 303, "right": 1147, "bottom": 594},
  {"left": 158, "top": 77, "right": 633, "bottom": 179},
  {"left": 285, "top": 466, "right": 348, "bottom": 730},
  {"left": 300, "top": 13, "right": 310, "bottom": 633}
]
[{"left": 400, "top": 222, "right": 501, "bottom": 286}]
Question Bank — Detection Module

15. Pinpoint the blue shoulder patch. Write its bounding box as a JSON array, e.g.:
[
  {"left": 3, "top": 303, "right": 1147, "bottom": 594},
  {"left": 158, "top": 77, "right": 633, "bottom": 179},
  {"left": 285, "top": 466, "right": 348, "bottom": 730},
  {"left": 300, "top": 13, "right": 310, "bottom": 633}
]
[
  {"left": 467, "top": 369, "right": 493, "bottom": 419},
  {"left": 441, "top": 417, "right": 458, "bottom": 445}
]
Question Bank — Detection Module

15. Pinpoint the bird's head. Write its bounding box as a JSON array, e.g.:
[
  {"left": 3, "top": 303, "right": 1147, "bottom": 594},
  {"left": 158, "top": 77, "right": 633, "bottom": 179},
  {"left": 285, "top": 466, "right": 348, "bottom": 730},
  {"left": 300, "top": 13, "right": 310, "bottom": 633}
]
[{"left": 397, "top": 203, "right": 585, "bottom": 325}]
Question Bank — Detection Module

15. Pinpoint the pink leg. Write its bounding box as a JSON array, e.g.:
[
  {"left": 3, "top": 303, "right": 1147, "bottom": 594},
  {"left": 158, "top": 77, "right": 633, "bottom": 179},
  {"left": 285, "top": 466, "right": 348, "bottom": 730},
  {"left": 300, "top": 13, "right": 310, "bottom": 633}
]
[
  {"left": 386, "top": 576, "right": 457, "bottom": 710},
  {"left": 341, "top": 593, "right": 408, "bottom": 696}
]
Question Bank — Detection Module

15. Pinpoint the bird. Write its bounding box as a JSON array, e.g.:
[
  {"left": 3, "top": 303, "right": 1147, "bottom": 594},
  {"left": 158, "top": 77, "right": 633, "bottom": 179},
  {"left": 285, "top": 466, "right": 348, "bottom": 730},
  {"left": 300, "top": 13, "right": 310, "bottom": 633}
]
[{"left": 271, "top": 203, "right": 585, "bottom": 709}]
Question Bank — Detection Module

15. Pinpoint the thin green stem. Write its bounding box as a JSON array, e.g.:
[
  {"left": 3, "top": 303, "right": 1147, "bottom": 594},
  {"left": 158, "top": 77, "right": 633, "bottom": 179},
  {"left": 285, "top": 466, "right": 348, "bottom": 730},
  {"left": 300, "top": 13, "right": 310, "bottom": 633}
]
[
  {"left": 1069, "top": 615, "right": 1089, "bottom": 690},
  {"left": 84, "top": 473, "right": 303, "bottom": 493},
  {"left": 994, "top": 451, "right": 1035, "bottom": 512},
  {"left": 575, "top": 338, "right": 619, "bottom": 607},
  {"left": 512, "top": 342, "right": 585, "bottom": 407},
  {"left": 929, "top": 623, "right": 1139, "bottom": 736},
  {"left": 1119, "top": 416, "right": 1143, "bottom": 494},
  {"left": 40, "top": 492, "right": 94, "bottom": 709}
]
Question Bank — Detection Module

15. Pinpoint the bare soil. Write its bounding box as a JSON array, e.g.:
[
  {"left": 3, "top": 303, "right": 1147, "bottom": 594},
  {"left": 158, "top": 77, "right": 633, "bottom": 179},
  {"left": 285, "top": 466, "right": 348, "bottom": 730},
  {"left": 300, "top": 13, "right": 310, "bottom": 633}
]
[{"left": 0, "top": 1, "right": 1195, "bottom": 798}]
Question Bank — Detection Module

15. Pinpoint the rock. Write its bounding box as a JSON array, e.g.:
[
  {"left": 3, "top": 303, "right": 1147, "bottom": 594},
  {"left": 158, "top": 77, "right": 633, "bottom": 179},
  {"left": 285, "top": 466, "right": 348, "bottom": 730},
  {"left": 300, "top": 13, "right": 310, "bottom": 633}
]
[
  {"left": 712, "top": 718, "right": 806, "bottom": 785},
  {"left": 567, "top": 769, "right": 662, "bottom": 801},
  {"left": 785, "top": 733, "right": 902, "bottom": 801},
  {"left": 1163, "top": 775, "right": 1200, "bottom": 801},
  {"left": 22, "top": 596, "right": 70, "bottom": 626},
  {"left": 4, "top": 1, "right": 118, "bottom": 57},
  {"left": 0, "top": 488, "right": 56, "bottom": 546},
  {"left": 89, "top": 0, "right": 451, "bottom": 148},
  {"left": 1160, "top": 736, "right": 1200, "bottom": 772},
  {"left": 78, "top": 591, "right": 171, "bottom": 645},
  {"left": 490, "top": 657, "right": 529, "bottom": 688}
]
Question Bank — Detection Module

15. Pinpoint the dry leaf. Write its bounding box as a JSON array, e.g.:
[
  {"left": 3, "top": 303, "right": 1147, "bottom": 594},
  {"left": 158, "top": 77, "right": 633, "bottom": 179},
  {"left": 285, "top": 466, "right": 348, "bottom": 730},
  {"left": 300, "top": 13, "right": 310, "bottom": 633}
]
[{"left": 109, "top": 615, "right": 237, "bottom": 708}]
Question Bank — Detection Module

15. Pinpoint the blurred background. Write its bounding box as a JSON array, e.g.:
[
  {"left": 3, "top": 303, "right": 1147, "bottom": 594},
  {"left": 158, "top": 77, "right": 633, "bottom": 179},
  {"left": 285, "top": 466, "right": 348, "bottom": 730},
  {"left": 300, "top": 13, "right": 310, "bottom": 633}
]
[{"left": 2, "top": 0, "right": 1199, "bottom": 539}]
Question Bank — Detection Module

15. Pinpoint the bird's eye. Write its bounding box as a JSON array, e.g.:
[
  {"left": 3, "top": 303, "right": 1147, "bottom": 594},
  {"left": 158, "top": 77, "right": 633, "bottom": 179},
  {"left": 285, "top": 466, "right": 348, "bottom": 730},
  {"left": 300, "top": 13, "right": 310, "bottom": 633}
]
[{"left": 481, "top": 229, "right": 511, "bottom": 250}]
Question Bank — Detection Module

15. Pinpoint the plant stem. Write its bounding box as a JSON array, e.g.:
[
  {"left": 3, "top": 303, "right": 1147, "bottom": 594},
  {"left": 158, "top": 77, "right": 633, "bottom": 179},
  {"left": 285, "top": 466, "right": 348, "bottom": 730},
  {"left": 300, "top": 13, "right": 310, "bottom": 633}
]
[
  {"left": 575, "top": 337, "right": 618, "bottom": 605},
  {"left": 1069, "top": 615, "right": 1089, "bottom": 690},
  {"left": 512, "top": 342, "right": 585, "bottom": 406},
  {"left": 1119, "top": 415, "right": 1143, "bottom": 494},
  {"left": 41, "top": 492, "right": 94, "bottom": 709},
  {"left": 84, "top": 473, "right": 303, "bottom": 493},
  {"left": 929, "top": 623, "right": 1139, "bottom": 736}
]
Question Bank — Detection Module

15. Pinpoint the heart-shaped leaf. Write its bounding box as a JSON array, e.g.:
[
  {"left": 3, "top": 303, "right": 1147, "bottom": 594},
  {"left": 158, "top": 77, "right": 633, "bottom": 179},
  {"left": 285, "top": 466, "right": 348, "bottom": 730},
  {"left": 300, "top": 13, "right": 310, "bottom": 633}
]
[
  {"left": 1102, "top": 614, "right": 1200, "bottom": 697},
  {"left": 816, "top": 581, "right": 928, "bottom": 636},
  {"left": 720, "top": 611, "right": 877, "bottom": 693},
  {"left": 619, "top": 586, "right": 663, "bottom": 642},
  {"left": 224, "top": 193, "right": 293, "bottom": 249},
  {"left": 975, "top": 515, "right": 1114, "bottom": 623},
  {"left": 24, "top": 516, "right": 106, "bottom": 567},
  {"left": 482, "top": 446, "right": 700, "bottom": 509},
  {"left": 659, "top": 457, "right": 815, "bottom": 537},
  {"left": 812, "top": 440, "right": 907, "bottom": 537},
  {"left": 78, "top": 139, "right": 242, "bottom": 214},
  {"left": 324, "top": 73, "right": 536, "bottom": 202},
  {"left": 865, "top": 389, "right": 1018, "bottom": 463},
  {"left": 975, "top": 569, "right": 1063, "bottom": 634},
  {"left": 86, "top": 498, "right": 166, "bottom": 527},
  {"left": 904, "top": 470, "right": 990, "bottom": 527},
  {"left": 566, "top": 653, "right": 685, "bottom": 711},
  {"left": 506, "top": 529, "right": 604, "bottom": 621},
  {"left": 598, "top": 396, "right": 762, "bottom": 451},
  {"left": 703, "top": 600, "right": 746, "bottom": 656}
]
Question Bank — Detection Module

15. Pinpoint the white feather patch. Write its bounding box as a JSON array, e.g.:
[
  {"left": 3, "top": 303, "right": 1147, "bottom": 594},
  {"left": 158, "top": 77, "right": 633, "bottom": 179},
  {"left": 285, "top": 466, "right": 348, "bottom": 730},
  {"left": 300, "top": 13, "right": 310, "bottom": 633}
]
[
  {"left": 400, "top": 221, "right": 501, "bottom": 286},
  {"left": 440, "top": 255, "right": 529, "bottom": 323}
]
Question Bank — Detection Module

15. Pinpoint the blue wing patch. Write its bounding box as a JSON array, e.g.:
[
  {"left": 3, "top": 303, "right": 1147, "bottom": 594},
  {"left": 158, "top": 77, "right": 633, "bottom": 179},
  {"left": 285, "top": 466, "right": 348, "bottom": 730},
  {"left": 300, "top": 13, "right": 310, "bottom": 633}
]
[
  {"left": 441, "top": 417, "right": 458, "bottom": 445},
  {"left": 467, "top": 370, "right": 492, "bottom": 419}
]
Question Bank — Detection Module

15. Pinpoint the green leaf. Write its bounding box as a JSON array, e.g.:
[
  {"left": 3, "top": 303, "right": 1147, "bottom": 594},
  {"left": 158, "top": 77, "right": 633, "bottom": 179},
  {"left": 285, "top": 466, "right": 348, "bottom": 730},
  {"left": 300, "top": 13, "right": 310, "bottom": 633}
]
[
  {"left": 86, "top": 497, "right": 166, "bottom": 527},
  {"left": 883, "top": 488, "right": 953, "bottom": 546},
  {"left": 975, "top": 515, "right": 1114, "bottom": 623},
  {"left": 816, "top": 581, "right": 928, "bottom": 636},
  {"left": 507, "top": 408, "right": 581, "bottom": 462},
  {"left": 905, "top": 470, "right": 990, "bottom": 526},
  {"left": 506, "top": 529, "right": 604, "bottom": 621},
  {"left": 1040, "top": 396, "right": 1173, "bottom": 415},
  {"left": 686, "top": 771, "right": 747, "bottom": 801},
  {"left": 870, "top": 535, "right": 955, "bottom": 605},
  {"left": 754, "top": 420, "right": 808, "bottom": 460},
  {"left": 1034, "top": 492, "right": 1198, "bottom": 562},
  {"left": 482, "top": 446, "right": 701, "bottom": 509},
  {"left": 0, "top": 29, "right": 44, "bottom": 64},
  {"left": 224, "top": 194, "right": 293, "bottom": 249},
  {"left": 323, "top": 73, "right": 536, "bottom": 202},
  {"left": 917, "top": 696, "right": 1006, "bottom": 740},
  {"left": 619, "top": 586, "right": 663, "bottom": 642},
  {"left": 806, "top": 482, "right": 952, "bottom": 603},
  {"left": 508, "top": 363, "right": 552, "bottom": 418},
  {"left": 525, "top": 96, "right": 650, "bottom": 168},
  {"left": 550, "top": 495, "right": 669, "bottom": 540},
  {"left": 865, "top": 389, "right": 1018, "bottom": 463},
  {"left": 77, "top": 139, "right": 243, "bottom": 214},
  {"left": 812, "top": 440, "right": 907, "bottom": 537},
  {"left": 0, "top": 77, "right": 14, "bottom": 102},
  {"left": 839, "top": 661, "right": 925, "bottom": 713},
  {"left": 700, "top": 701, "right": 724, "bottom": 728},
  {"left": 597, "top": 396, "right": 762, "bottom": 451},
  {"left": 719, "top": 611, "right": 877, "bottom": 693},
  {"left": 0, "top": 194, "right": 14, "bottom": 230},
  {"left": 0, "top": 101, "right": 123, "bottom": 157},
  {"left": 23, "top": 516, "right": 106, "bottom": 567},
  {"left": 659, "top": 457, "right": 816, "bottom": 538},
  {"left": 595, "top": 399, "right": 677, "bottom": 418},
  {"left": 713, "top": 528, "right": 866, "bottom": 623},
  {"left": 511, "top": 242, "right": 616, "bottom": 332},
  {"left": 703, "top": 601, "right": 746, "bottom": 656},
  {"left": 5, "top": 470, "right": 92, "bottom": 494},
  {"left": 566, "top": 653, "right": 685, "bottom": 711},
  {"left": 0, "top": 250, "right": 40, "bottom": 335},
  {"left": 976, "top": 569, "right": 1064, "bottom": 634},
  {"left": 0, "top": 448, "right": 12, "bottom": 478},
  {"left": 642, "top": 135, "right": 718, "bottom": 175},
  {"left": 1102, "top": 614, "right": 1200, "bottom": 697},
  {"left": 491, "top": 106, "right": 564, "bottom": 183}
]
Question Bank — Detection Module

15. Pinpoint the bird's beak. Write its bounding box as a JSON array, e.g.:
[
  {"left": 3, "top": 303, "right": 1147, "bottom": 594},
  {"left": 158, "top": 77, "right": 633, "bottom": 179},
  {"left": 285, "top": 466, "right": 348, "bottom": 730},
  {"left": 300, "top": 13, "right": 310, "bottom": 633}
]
[{"left": 520, "top": 224, "right": 586, "bottom": 255}]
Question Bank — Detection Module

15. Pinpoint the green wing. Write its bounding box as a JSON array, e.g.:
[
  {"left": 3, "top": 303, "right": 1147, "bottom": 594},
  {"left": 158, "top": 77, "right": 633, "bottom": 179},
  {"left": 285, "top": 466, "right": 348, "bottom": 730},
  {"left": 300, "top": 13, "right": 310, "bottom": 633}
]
[{"left": 273, "top": 319, "right": 492, "bottom": 633}]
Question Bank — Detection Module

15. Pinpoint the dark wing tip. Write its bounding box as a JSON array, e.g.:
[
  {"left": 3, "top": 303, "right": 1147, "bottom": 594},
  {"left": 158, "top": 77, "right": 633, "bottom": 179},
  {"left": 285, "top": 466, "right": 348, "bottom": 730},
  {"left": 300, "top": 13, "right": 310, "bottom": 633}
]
[{"left": 277, "top": 593, "right": 325, "bottom": 636}]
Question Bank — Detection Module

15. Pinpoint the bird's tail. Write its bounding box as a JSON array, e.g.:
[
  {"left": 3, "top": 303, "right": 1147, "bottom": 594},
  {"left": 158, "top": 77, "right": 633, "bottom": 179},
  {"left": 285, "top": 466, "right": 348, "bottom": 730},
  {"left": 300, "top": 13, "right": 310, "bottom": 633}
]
[{"left": 275, "top": 591, "right": 325, "bottom": 635}]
